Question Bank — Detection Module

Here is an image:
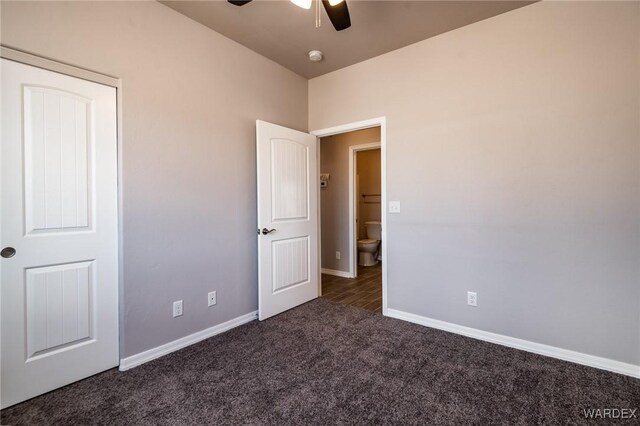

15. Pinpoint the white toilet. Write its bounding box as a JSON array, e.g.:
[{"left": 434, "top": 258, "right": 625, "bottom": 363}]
[{"left": 358, "top": 221, "right": 381, "bottom": 267}]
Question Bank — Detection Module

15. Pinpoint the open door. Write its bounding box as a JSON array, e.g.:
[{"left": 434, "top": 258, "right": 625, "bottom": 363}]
[{"left": 257, "top": 120, "right": 318, "bottom": 320}]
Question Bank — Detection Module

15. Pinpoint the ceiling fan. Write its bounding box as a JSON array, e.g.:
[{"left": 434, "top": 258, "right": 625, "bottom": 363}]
[{"left": 228, "top": 0, "right": 351, "bottom": 32}]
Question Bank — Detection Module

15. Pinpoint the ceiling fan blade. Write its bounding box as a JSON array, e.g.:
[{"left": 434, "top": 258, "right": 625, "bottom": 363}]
[
  {"left": 321, "top": 0, "right": 351, "bottom": 31},
  {"left": 228, "top": 0, "right": 252, "bottom": 6}
]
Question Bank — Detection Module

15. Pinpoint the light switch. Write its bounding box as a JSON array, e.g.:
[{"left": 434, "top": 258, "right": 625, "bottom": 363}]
[{"left": 389, "top": 201, "right": 401, "bottom": 214}]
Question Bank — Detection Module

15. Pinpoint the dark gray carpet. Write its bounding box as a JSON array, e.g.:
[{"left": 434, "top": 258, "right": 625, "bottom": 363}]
[{"left": 2, "top": 299, "right": 639, "bottom": 425}]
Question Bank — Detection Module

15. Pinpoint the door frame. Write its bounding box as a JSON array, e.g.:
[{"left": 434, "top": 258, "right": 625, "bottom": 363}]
[
  {"left": 0, "top": 45, "right": 124, "bottom": 359},
  {"left": 310, "top": 117, "right": 388, "bottom": 315},
  {"left": 349, "top": 142, "right": 381, "bottom": 279}
]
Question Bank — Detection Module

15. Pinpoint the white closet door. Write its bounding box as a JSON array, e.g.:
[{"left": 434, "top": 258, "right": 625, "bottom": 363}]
[{"left": 1, "top": 59, "right": 119, "bottom": 409}]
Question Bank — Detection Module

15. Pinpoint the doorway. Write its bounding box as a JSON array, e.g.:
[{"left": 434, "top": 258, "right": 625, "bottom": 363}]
[
  {"left": 313, "top": 119, "right": 386, "bottom": 314},
  {"left": 255, "top": 118, "right": 386, "bottom": 321}
]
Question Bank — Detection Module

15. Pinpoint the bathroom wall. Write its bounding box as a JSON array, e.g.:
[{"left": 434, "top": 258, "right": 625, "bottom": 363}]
[
  {"left": 310, "top": 1, "right": 640, "bottom": 366},
  {"left": 1, "top": 0, "right": 308, "bottom": 358},
  {"left": 357, "top": 149, "right": 381, "bottom": 240},
  {"left": 320, "top": 128, "right": 381, "bottom": 273}
]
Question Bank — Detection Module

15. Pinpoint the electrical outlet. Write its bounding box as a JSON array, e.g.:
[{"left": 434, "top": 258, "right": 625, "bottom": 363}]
[
  {"left": 389, "top": 201, "right": 401, "bottom": 213},
  {"left": 467, "top": 292, "right": 477, "bottom": 307},
  {"left": 208, "top": 291, "right": 217, "bottom": 307},
  {"left": 173, "top": 300, "right": 183, "bottom": 317},
  {"left": 335, "top": 251, "right": 341, "bottom": 260}
]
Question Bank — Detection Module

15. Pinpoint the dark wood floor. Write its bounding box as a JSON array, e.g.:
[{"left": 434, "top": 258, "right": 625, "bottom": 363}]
[{"left": 321, "top": 263, "right": 382, "bottom": 313}]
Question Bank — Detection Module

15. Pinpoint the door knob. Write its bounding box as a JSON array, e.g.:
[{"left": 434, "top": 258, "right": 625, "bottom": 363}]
[
  {"left": 261, "top": 228, "right": 276, "bottom": 235},
  {"left": 1, "top": 247, "right": 16, "bottom": 258}
]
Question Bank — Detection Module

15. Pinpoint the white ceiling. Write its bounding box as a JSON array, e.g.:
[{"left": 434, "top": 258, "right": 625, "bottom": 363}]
[{"left": 161, "top": 0, "right": 535, "bottom": 79}]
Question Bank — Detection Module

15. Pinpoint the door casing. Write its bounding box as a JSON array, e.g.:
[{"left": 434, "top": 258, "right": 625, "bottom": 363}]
[{"left": 349, "top": 142, "right": 382, "bottom": 279}]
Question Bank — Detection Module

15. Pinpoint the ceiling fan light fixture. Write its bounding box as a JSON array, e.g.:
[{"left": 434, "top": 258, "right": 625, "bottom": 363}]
[
  {"left": 290, "top": 0, "right": 312, "bottom": 9},
  {"left": 225, "top": 0, "right": 351, "bottom": 32}
]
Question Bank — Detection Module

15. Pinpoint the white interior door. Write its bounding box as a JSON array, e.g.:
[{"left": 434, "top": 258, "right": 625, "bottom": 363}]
[
  {"left": 1, "top": 59, "right": 119, "bottom": 408},
  {"left": 257, "top": 120, "right": 318, "bottom": 320}
]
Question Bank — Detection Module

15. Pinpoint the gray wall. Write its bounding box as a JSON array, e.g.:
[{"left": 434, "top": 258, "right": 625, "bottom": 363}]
[
  {"left": 310, "top": 1, "right": 640, "bottom": 365},
  {"left": 4, "top": 0, "right": 639, "bottom": 368},
  {"left": 1, "top": 1, "right": 308, "bottom": 357},
  {"left": 320, "top": 128, "right": 381, "bottom": 272},
  {"left": 357, "top": 149, "right": 381, "bottom": 240}
]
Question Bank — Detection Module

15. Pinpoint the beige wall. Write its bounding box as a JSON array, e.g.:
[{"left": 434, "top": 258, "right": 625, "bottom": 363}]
[
  {"left": 310, "top": 1, "right": 640, "bottom": 365},
  {"left": 1, "top": 1, "right": 308, "bottom": 358},
  {"left": 320, "top": 128, "right": 380, "bottom": 272},
  {"left": 357, "top": 149, "right": 381, "bottom": 239}
]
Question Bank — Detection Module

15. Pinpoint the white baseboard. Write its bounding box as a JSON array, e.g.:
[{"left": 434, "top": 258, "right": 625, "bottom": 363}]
[
  {"left": 119, "top": 310, "right": 258, "bottom": 371},
  {"left": 386, "top": 308, "right": 640, "bottom": 379},
  {"left": 321, "top": 268, "right": 353, "bottom": 278}
]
